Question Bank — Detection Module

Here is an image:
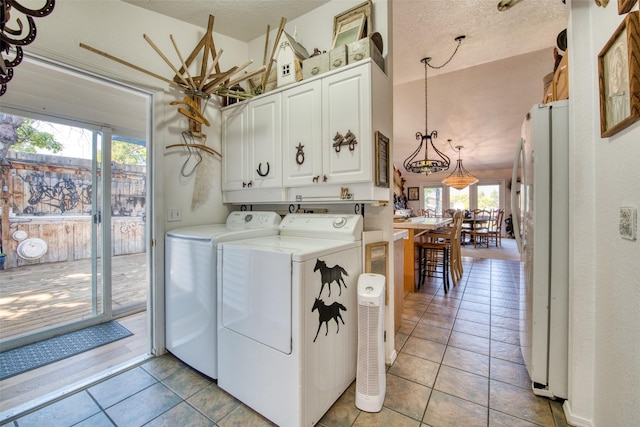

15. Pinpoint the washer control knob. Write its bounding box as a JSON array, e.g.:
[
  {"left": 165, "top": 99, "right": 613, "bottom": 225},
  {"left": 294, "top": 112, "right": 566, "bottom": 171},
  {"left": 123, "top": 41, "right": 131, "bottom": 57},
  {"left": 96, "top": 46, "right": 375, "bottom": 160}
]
[{"left": 333, "top": 217, "right": 347, "bottom": 228}]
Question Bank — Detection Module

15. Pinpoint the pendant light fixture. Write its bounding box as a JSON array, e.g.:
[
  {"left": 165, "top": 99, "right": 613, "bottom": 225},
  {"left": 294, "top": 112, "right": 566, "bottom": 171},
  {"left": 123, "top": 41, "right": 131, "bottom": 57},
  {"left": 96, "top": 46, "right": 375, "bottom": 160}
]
[
  {"left": 403, "top": 35, "right": 465, "bottom": 175},
  {"left": 442, "top": 144, "right": 478, "bottom": 190}
]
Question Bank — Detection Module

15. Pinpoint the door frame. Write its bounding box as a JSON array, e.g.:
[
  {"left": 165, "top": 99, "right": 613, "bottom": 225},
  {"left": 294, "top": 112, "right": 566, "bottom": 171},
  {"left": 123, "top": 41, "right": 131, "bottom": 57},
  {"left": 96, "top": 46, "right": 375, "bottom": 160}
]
[{"left": 0, "top": 56, "right": 158, "bottom": 355}]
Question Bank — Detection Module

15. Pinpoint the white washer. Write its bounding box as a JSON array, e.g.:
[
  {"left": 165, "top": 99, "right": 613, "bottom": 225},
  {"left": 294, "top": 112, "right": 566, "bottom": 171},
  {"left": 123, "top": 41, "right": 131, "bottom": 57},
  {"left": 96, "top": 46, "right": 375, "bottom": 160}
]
[
  {"left": 164, "top": 211, "right": 281, "bottom": 379},
  {"left": 217, "top": 214, "right": 363, "bottom": 427}
]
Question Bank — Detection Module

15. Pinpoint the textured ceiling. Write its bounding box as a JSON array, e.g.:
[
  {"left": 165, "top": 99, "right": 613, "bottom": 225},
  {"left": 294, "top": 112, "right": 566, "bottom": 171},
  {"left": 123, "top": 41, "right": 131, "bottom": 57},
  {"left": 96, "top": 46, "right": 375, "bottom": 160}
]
[
  {"left": 392, "top": 0, "right": 567, "bottom": 84},
  {"left": 120, "top": 0, "right": 568, "bottom": 172}
]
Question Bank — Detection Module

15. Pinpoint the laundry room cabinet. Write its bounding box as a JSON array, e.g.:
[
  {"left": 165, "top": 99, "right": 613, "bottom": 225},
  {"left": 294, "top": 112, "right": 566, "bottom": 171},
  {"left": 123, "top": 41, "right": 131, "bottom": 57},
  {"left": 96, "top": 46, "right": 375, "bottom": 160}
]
[
  {"left": 221, "top": 93, "right": 284, "bottom": 199},
  {"left": 282, "top": 65, "right": 371, "bottom": 189},
  {"left": 282, "top": 79, "right": 323, "bottom": 188},
  {"left": 321, "top": 64, "right": 371, "bottom": 184},
  {"left": 223, "top": 59, "right": 391, "bottom": 204}
]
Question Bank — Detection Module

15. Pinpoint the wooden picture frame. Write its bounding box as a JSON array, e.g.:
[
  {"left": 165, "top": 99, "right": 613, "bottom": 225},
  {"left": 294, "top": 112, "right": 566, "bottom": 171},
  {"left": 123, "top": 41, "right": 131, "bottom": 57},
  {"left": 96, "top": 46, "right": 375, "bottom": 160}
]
[
  {"left": 618, "top": 0, "right": 638, "bottom": 14},
  {"left": 408, "top": 187, "right": 419, "bottom": 201},
  {"left": 598, "top": 11, "right": 640, "bottom": 137},
  {"left": 332, "top": 14, "right": 365, "bottom": 50},
  {"left": 365, "top": 241, "right": 388, "bottom": 304},
  {"left": 333, "top": 0, "right": 372, "bottom": 41},
  {"left": 375, "top": 131, "right": 389, "bottom": 187}
]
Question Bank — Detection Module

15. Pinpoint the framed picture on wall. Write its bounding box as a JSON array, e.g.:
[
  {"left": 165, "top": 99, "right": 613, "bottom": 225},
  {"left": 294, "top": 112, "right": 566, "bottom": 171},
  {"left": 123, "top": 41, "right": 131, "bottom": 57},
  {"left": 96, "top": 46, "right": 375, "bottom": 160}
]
[
  {"left": 408, "top": 187, "right": 419, "bottom": 201},
  {"left": 598, "top": 11, "right": 640, "bottom": 137},
  {"left": 375, "top": 131, "right": 389, "bottom": 187}
]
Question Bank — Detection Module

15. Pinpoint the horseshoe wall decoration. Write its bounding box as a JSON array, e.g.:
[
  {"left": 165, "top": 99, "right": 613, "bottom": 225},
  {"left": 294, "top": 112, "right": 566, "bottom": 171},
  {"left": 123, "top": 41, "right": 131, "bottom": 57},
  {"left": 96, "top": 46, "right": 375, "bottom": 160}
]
[
  {"left": 0, "top": 0, "right": 56, "bottom": 96},
  {"left": 256, "top": 162, "right": 270, "bottom": 177}
]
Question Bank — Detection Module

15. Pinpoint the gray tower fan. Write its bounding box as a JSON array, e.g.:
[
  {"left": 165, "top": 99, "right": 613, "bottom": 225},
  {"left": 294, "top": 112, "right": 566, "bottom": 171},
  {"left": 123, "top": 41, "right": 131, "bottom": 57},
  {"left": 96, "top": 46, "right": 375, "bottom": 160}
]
[{"left": 355, "top": 273, "right": 386, "bottom": 412}]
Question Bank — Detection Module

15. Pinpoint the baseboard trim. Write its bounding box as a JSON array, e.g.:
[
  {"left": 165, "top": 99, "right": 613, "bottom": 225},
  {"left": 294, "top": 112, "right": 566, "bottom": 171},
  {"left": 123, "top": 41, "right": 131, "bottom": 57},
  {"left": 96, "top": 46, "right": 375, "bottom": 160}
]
[
  {"left": 385, "top": 349, "right": 397, "bottom": 366},
  {"left": 563, "top": 400, "right": 593, "bottom": 427}
]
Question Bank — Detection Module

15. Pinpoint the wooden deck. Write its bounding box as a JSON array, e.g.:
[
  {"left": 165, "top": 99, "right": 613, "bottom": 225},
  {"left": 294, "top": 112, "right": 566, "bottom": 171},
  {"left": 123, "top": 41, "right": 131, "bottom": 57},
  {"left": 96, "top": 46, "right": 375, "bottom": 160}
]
[{"left": 0, "top": 253, "right": 147, "bottom": 341}]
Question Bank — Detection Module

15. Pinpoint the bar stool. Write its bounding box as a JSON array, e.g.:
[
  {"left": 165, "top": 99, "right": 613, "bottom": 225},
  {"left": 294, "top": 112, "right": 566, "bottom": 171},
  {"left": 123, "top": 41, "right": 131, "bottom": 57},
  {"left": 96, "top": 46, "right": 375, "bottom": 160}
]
[
  {"left": 417, "top": 211, "right": 464, "bottom": 293},
  {"left": 418, "top": 240, "right": 450, "bottom": 293}
]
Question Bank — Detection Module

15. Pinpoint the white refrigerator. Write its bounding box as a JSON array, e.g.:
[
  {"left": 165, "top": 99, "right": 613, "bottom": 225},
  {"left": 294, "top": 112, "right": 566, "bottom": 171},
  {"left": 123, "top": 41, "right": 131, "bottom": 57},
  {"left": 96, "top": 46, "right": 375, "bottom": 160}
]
[{"left": 511, "top": 100, "right": 569, "bottom": 399}]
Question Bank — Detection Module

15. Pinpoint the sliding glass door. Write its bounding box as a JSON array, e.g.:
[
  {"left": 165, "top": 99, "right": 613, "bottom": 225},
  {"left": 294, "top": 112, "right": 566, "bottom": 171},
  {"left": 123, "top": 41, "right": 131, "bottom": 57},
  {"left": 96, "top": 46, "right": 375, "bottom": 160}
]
[{"left": 0, "top": 114, "right": 148, "bottom": 349}]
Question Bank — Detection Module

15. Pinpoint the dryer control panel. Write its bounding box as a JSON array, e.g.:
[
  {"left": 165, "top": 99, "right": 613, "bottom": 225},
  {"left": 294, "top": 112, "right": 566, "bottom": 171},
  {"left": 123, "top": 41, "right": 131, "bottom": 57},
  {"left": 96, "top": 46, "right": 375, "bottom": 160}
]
[
  {"left": 278, "top": 214, "right": 363, "bottom": 241},
  {"left": 226, "top": 211, "right": 282, "bottom": 229}
]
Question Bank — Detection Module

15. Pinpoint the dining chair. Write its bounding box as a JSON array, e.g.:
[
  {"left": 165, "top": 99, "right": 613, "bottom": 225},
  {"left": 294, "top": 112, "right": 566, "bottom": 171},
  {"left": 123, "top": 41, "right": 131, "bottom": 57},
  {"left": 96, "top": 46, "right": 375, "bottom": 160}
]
[
  {"left": 443, "top": 209, "right": 456, "bottom": 218},
  {"left": 470, "top": 209, "right": 491, "bottom": 248},
  {"left": 419, "top": 208, "right": 437, "bottom": 218},
  {"left": 487, "top": 208, "right": 504, "bottom": 247}
]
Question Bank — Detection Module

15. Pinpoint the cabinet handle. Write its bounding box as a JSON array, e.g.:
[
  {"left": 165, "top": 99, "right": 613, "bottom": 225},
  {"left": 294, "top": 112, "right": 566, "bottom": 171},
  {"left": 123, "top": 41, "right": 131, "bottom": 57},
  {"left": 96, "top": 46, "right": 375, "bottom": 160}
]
[
  {"left": 256, "top": 162, "right": 270, "bottom": 177},
  {"left": 344, "top": 130, "right": 357, "bottom": 151},
  {"left": 295, "top": 143, "right": 305, "bottom": 165},
  {"left": 313, "top": 175, "right": 319, "bottom": 183},
  {"left": 333, "top": 130, "right": 358, "bottom": 153},
  {"left": 243, "top": 181, "right": 253, "bottom": 188},
  {"left": 332, "top": 131, "right": 344, "bottom": 152},
  {"left": 323, "top": 175, "right": 328, "bottom": 183}
]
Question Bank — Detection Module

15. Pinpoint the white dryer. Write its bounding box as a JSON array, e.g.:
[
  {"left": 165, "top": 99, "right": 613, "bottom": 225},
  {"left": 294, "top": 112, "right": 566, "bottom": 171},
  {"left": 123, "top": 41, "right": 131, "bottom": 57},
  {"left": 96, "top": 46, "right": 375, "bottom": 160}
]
[
  {"left": 217, "top": 214, "right": 363, "bottom": 427},
  {"left": 164, "top": 211, "right": 281, "bottom": 379}
]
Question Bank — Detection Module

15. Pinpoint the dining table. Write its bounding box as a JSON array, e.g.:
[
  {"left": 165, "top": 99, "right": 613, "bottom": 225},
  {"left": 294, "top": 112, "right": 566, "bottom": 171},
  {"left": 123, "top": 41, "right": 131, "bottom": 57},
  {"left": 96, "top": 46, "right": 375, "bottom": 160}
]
[{"left": 393, "top": 216, "right": 453, "bottom": 292}]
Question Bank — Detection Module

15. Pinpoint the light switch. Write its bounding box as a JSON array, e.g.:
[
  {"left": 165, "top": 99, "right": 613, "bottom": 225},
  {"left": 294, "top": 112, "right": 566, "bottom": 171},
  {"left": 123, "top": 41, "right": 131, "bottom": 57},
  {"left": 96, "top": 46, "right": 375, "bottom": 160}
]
[{"left": 168, "top": 207, "right": 182, "bottom": 222}]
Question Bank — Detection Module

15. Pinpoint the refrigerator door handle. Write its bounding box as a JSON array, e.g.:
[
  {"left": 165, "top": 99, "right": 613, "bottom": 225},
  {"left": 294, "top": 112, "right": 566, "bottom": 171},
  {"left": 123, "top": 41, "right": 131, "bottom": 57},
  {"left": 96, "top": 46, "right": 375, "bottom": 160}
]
[{"left": 511, "top": 138, "right": 524, "bottom": 254}]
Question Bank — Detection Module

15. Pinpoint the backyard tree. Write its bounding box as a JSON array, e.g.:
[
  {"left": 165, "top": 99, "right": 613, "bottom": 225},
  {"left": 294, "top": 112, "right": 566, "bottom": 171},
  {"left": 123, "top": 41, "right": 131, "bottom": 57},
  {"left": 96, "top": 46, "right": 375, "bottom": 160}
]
[{"left": 0, "top": 115, "right": 62, "bottom": 161}]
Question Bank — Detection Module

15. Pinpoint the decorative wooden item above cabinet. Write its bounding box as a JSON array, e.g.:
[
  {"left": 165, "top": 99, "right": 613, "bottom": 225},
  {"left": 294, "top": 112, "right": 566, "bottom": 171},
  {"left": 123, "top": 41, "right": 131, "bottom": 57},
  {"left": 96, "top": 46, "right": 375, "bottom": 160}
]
[
  {"left": 553, "top": 52, "right": 569, "bottom": 101},
  {"left": 543, "top": 51, "right": 569, "bottom": 103}
]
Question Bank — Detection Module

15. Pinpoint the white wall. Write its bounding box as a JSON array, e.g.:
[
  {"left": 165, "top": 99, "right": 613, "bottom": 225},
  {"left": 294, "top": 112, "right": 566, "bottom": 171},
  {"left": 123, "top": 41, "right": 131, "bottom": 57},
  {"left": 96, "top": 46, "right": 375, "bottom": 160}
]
[{"left": 566, "top": 1, "right": 640, "bottom": 426}]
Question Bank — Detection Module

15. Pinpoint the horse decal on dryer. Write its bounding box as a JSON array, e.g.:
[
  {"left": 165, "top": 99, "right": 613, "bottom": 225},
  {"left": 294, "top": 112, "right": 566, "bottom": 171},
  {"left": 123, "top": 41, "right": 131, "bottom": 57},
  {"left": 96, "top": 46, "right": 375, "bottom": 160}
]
[
  {"left": 311, "top": 298, "right": 347, "bottom": 342},
  {"left": 311, "top": 258, "right": 351, "bottom": 342},
  {"left": 314, "top": 259, "right": 348, "bottom": 298}
]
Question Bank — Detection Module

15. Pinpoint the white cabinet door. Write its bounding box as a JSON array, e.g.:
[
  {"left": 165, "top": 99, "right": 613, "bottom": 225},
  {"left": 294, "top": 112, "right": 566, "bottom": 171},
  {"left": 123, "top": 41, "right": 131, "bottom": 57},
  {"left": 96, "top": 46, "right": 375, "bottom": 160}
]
[
  {"left": 222, "top": 103, "right": 248, "bottom": 191},
  {"left": 248, "top": 94, "right": 282, "bottom": 189},
  {"left": 222, "top": 94, "right": 281, "bottom": 191},
  {"left": 282, "top": 80, "right": 322, "bottom": 187},
  {"left": 322, "top": 65, "right": 372, "bottom": 184}
]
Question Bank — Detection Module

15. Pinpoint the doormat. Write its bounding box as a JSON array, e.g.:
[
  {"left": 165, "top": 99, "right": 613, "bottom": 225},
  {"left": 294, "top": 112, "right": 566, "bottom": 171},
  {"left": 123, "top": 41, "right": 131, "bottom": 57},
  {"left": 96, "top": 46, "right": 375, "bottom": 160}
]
[{"left": 0, "top": 321, "right": 132, "bottom": 381}]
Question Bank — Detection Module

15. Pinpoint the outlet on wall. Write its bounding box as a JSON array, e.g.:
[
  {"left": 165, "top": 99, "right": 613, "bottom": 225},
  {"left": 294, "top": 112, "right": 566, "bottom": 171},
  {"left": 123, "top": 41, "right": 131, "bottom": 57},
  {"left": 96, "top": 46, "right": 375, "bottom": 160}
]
[
  {"left": 619, "top": 207, "right": 637, "bottom": 241},
  {"left": 168, "top": 207, "right": 182, "bottom": 222}
]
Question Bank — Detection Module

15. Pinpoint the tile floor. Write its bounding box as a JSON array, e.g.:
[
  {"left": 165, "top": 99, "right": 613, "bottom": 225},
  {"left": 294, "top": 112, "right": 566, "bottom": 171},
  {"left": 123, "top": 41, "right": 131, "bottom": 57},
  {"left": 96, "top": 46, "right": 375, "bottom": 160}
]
[{"left": 2, "top": 257, "right": 570, "bottom": 427}]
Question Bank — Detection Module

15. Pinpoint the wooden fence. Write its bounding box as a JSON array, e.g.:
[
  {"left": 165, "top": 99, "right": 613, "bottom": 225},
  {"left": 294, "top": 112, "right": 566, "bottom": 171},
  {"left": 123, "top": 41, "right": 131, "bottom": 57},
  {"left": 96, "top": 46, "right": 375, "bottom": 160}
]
[{"left": 1, "top": 152, "right": 146, "bottom": 270}]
